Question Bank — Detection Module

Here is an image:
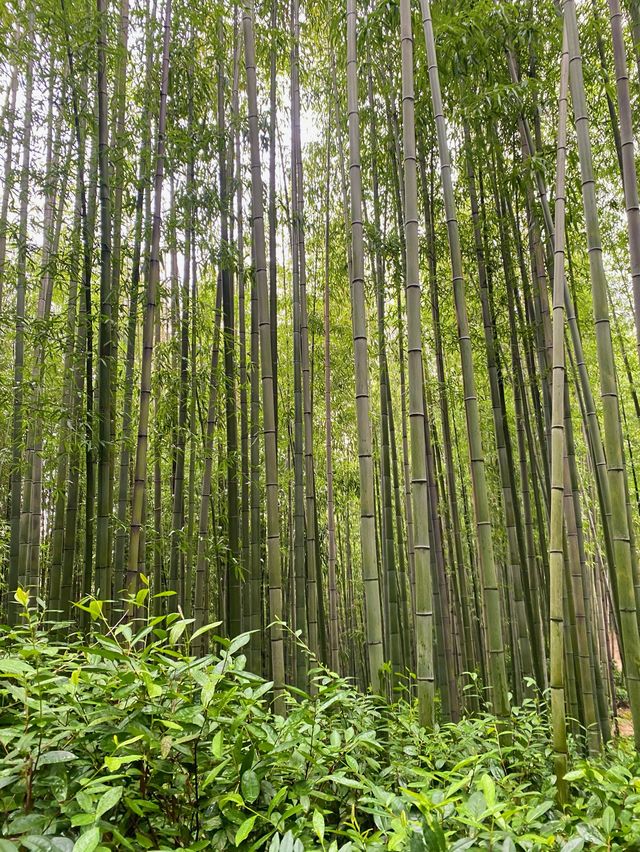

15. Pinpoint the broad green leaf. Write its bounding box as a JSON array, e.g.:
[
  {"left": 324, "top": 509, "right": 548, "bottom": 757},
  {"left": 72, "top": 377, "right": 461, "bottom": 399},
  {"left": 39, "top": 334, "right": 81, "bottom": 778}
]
[
  {"left": 241, "top": 769, "right": 260, "bottom": 803},
  {"left": 72, "top": 827, "right": 100, "bottom": 852},
  {"left": 228, "top": 633, "right": 251, "bottom": 655},
  {"left": 267, "top": 786, "right": 288, "bottom": 817},
  {"left": 71, "top": 815, "right": 96, "bottom": 828},
  {"left": 560, "top": 839, "right": 584, "bottom": 852},
  {"left": 0, "top": 657, "right": 35, "bottom": 676},
  {"left": 279, "top": 832, "right": 295, "bottom": 852},
  {"left": 249, "top": 680, "right": 274, "bottom": 701},
  {"left": 104, "top": 754, "right": 143, "bottom": 772},
  {"left": 211, "top": 730, "right": 223, "bottom": 759},
  {"left": 202, "top": 677, "right": 220, "bottom": 707},
  {"left": 135, "top": 587, "right": 149, "bottom": 607},
  {"left": 478, "top": 774, "right": 495, "bottom": 807},
  {"left": 268, "top": 833, "right": 280, "bottom": 852},
  {"left": 190, "top": 621, "right": 223, "bottom": 642},
  {"left": 324, "top": 774, "right": 362, "bottom": 789},
  {"left": 563, "top": 769, "right": 585, "bottom": 782},
  {"left": 20, "top": 839, "right": 59, "bottom": 851},
  {"left": 143, "top": 675, "right": 162, "bottom": 699},
  {"left": 88, "top": 600, "right": 103, "bottom": 621},
  {"left": 235, "top": 815, "right": 256, "bottom": 846},
  {"left": 219, "top": 792, "right": 244, "bottom": 808},
  {"left": 50, "top": 840, "right": 74, "bottom": 852},
  {"left": 38, "top": 750, "right": 77, "bottom": 766},
  {"left": 601, "top": 805, "right": 615, "bottom": 835},
  {"left": 526, "top": 800, "right": 554, "bottom": 822},
  {"left": 14, "top": 587, "right": 30, "bottom": 607},
  {"left": 95, "top": 786, "right": 123, "bottom": 819},
  {"left": 313, "top": 810, "right": 325, "bottom": 843},
  {"left": 465, "top": 791, "right": 487, "bottom": 820},
  {"left": 576, "top": 823, "right": 605, "bottom": 844},
  {"left": 169, "top": 619, "right": 191, "bottom": 645}
]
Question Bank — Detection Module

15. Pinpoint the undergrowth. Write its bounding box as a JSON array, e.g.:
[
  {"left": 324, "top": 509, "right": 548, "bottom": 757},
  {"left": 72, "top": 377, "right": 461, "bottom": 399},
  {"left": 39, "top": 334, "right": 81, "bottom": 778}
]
[{"left": 0, "top": 593, "right": 639, "bottom": 851}]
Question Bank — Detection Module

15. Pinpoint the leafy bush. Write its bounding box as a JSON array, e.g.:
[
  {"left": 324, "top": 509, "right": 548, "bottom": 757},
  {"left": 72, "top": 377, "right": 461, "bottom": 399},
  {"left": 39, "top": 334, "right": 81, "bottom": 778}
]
[{"left": 0, "top": 593, "right": 639, "bottom": 851}]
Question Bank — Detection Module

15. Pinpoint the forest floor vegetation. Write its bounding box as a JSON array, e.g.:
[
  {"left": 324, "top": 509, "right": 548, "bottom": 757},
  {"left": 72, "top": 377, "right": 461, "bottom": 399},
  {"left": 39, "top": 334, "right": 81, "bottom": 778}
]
[{"left": 0, "top": 597, "right": 638, "bottom": 852}]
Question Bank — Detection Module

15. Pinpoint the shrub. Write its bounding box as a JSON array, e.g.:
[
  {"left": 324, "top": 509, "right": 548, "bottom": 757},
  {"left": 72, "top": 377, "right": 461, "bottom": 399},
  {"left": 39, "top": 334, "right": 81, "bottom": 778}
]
[{"left": 0, "top": 593, "right": 638, "bottom": 851}]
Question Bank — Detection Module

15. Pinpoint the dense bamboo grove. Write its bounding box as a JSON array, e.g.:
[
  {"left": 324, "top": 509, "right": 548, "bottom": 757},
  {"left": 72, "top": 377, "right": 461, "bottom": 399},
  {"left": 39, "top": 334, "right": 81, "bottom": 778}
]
[{"left": 3, "top": 0, "right": 640, "bottom": 805}]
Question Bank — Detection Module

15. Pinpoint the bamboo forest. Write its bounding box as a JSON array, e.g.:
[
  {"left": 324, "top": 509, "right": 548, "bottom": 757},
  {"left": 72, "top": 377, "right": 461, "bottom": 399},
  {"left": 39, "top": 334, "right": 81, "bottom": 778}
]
[{"left": 6, "top": 0, "right": 640, "bottom": 847}]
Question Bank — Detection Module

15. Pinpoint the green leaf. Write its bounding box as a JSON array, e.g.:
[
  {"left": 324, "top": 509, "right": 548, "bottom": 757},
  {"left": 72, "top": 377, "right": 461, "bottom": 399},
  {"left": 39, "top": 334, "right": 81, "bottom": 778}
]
[
  {"left": 72, "top": 828, "right": 100, "bottom": 852},
  {"left": 96, "top": 786, "right": 123, "bottom": 819},
  {"left": 38, "top": 750, "right": 77, "bottom": 766},
  {"left": 228, "top": 633, "right": 251, "bottom": 655},
  {"left": 143, "top": 674, "right": 162, "bottom": 699},
  {"left": 76, "top": 645, "right": 123, "bottom": 661},
  {"left": 190, "top": 621, "right": 223, "bottom": 642},
  {"left": 71, "top": 814, "right": 96, "bottom": 828},
  {"left": 560, "top": 839, "right": 584, "bottom": 852},
  {"left": 313, "top": 810, "right": 325, "bottom": 843},
  {"left": 20, "top": 839, "right": 57, "bottom": 851},
  {"left": 478, "top": 774, "right": 495, "bottom": 807},
  {"left": 169, "top": 619, "right": 194, "bottom": 645},
  {"left": 267, "top": 786, "right": 288, "bottom": 817},
  {"left": 202, "top": 677, "right": 220, "bottom": 707},
  {"left": 0, "top": 841, "right": 19, "bottom": 852},
  {"left": 235, "top": 815, "right": 256, "bottom": 846},
  {"left": 577, "top": 823, "right": 605, "bottom": 844},
  {"left": 601, "top": 806, "right": 615, "bottom": 835},
  {"left": 324, "top": 774, "right": 362, "bottom": 789},
  {"left": 279, "top": 832, "right": 294, "bottom": 852},
  {"left": 14, "top": 587, "right": 30, "bottom": 607},
  {"left": 268, "top": 835, "right": 280, "bottom": 852},
  {"left": 88, "top": 600, "right": 103, "bottom": 621},
  {"left": 563, "top": 769, "right": 585, "bottom": 782},
  {"left": 134, "top": 587, "right": 149, "bottom": 607},
  {"left": 0, "top": 657, "right": 35, "bottom": 677},
  {"left": 211, "top": 730, "right": 223, "bottom": 759},
  {"left": 158, "top": 719, "right": 182, "bottom": 730},
  {"left": 465, "top": 791, "right": 487, "bottom": 819},
  {"left": 526, "top": 800, "right": 554, "bottom": 822},
  {"left": 219, "top": 792, "right": 244, "bottom": 808},
  {"left": 241, "top": 769, "right": 260, "bottom": 803},
  {"left": 49, "top": 840, "right": 74, "bottom": 852},
  {"left": 104, "top": 754, "right": 143, "bottom": 772}
]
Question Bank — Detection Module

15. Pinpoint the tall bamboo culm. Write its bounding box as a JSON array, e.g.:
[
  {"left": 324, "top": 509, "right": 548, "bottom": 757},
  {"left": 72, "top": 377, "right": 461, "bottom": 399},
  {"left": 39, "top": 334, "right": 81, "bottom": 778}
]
[
  {"left": 549, "top": 29, "right": 570, "bottom": 805},
  {"left": 563, "top": 0, "right": 640, "bottom": 747},
  {"left": 346, "top": 0, "right": 384, "bottom": 692},
  {"left": 399, "top": 0, "right": 433, "bottom": 726},
  {"left": 419, "top": 0, "right": 509, "bottom": 719},
  {"left": 242, "top": 0, "right": 286, "bottom": 714}
]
